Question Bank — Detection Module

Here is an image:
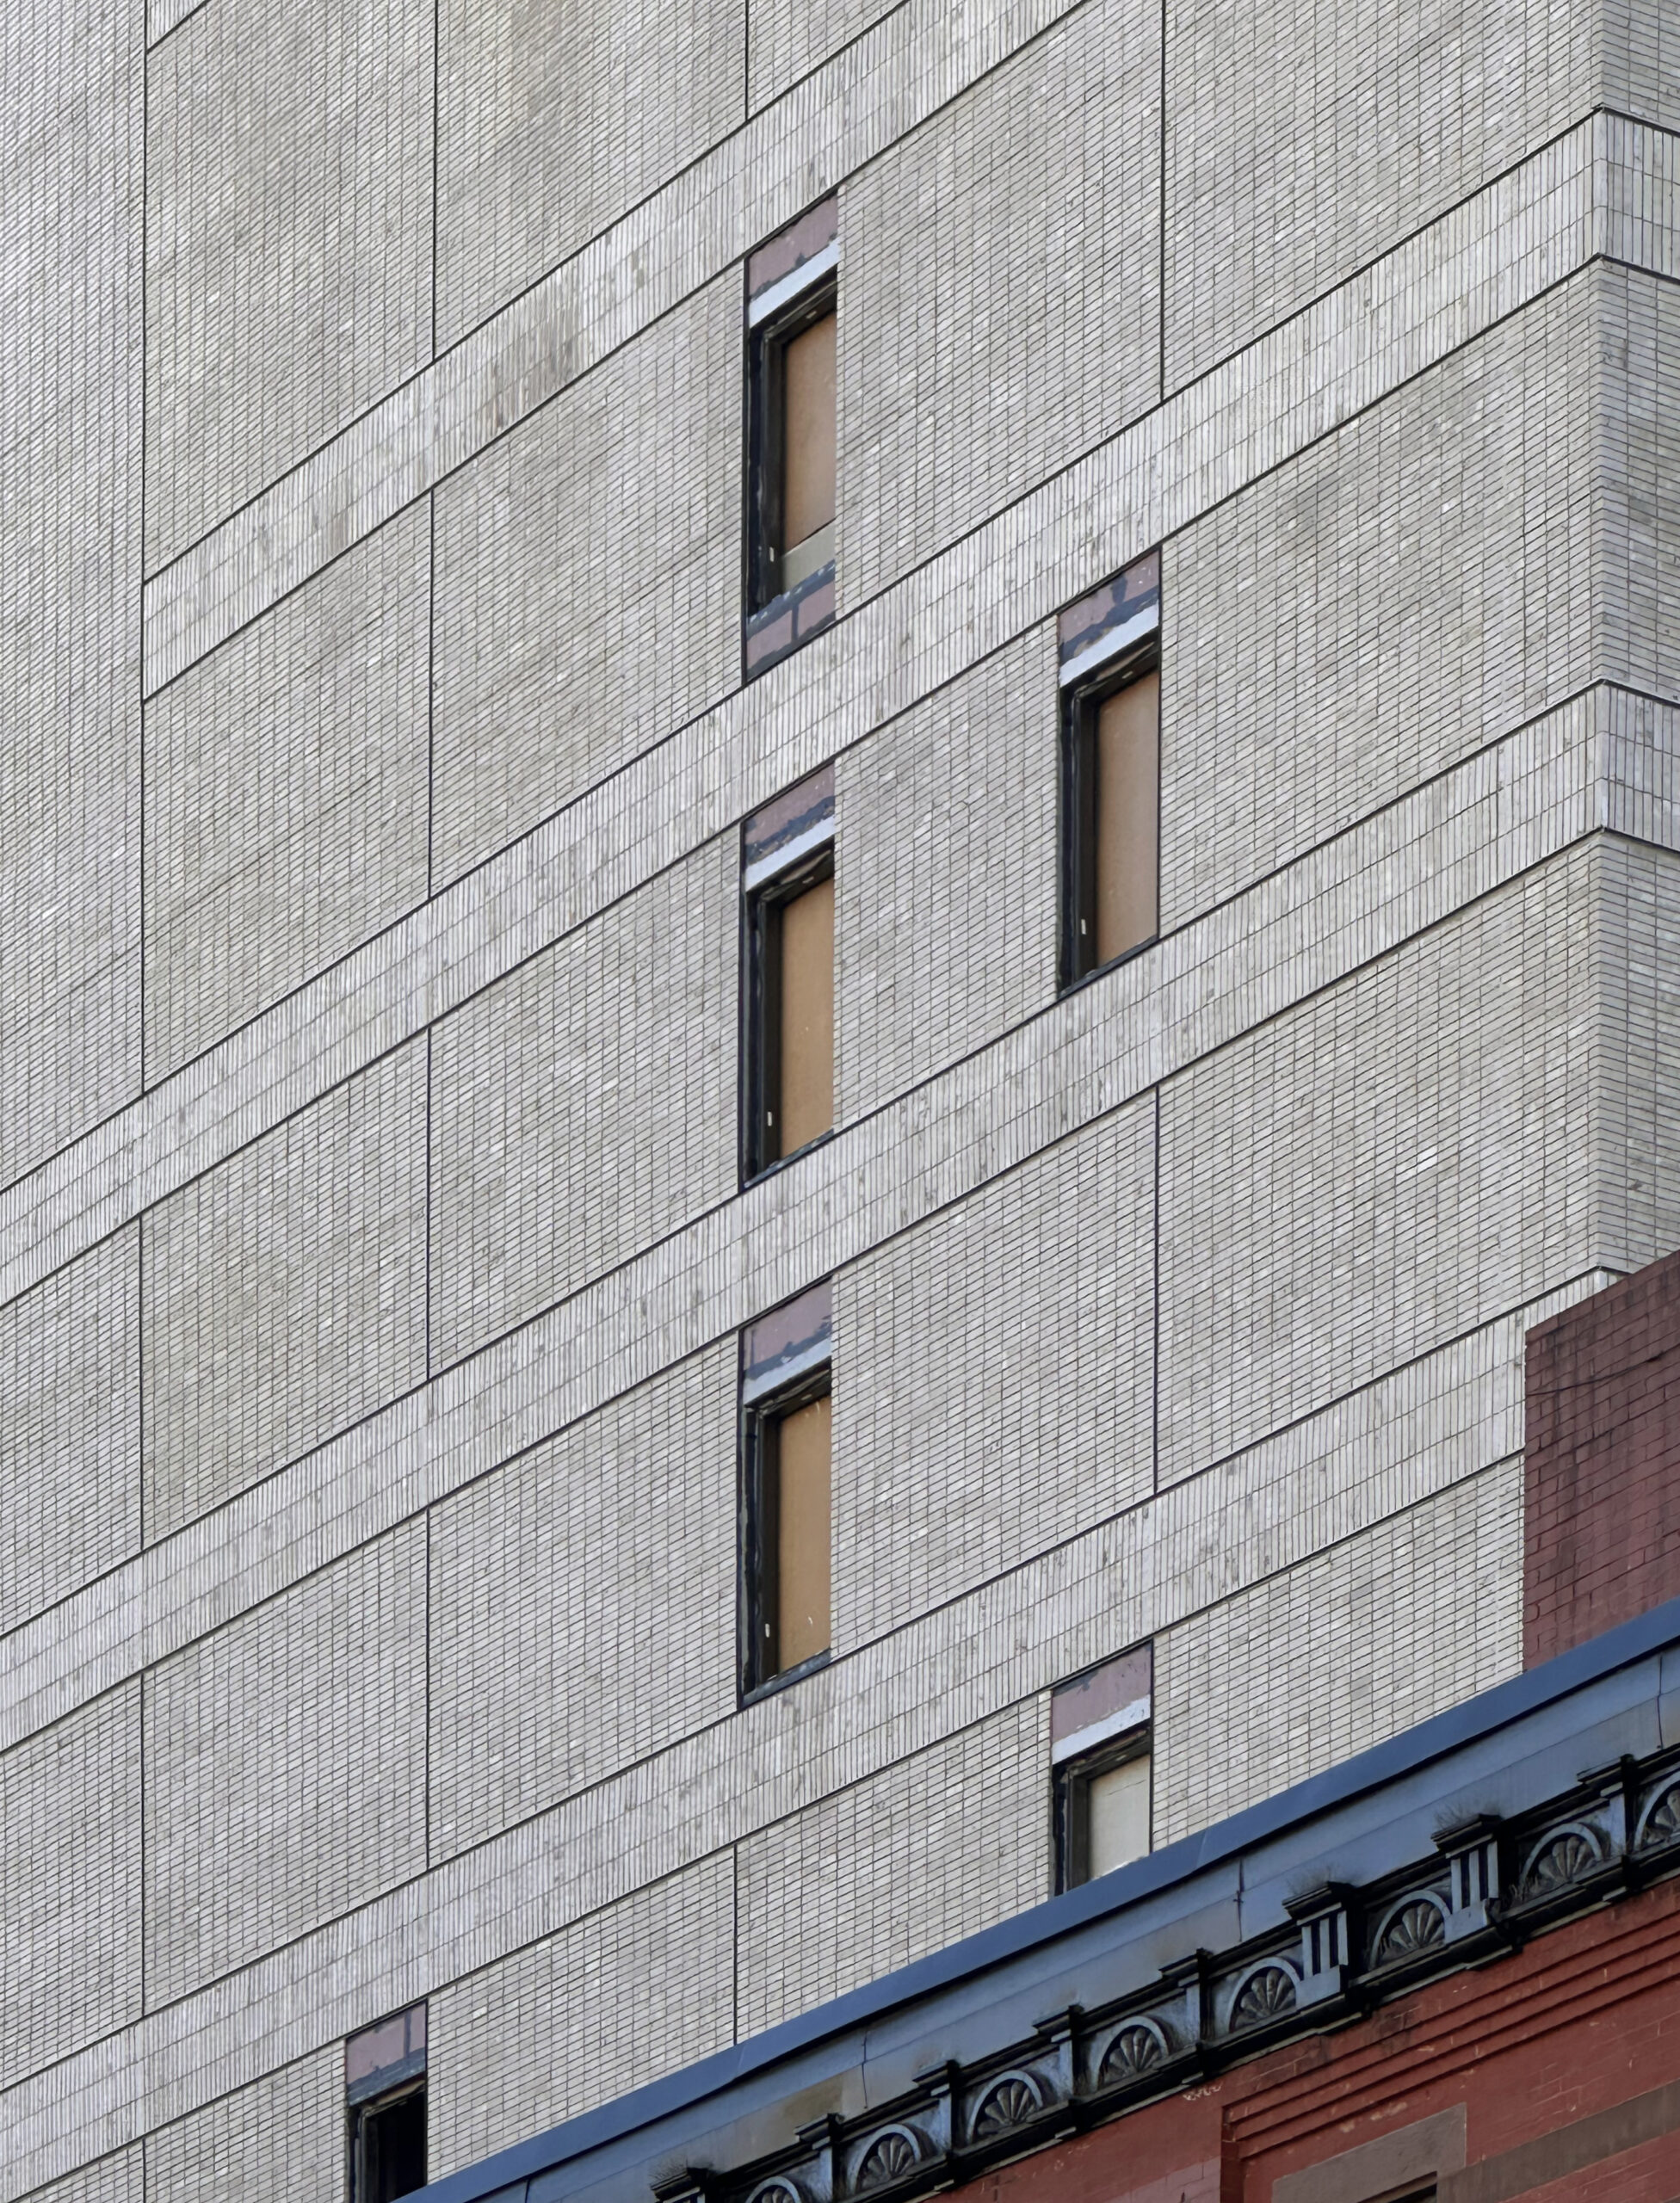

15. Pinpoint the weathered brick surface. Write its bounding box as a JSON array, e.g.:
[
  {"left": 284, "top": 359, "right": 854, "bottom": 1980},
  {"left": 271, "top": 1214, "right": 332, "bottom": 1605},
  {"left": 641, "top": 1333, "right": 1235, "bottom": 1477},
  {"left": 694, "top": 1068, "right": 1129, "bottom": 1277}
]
[
  {"left": 5, "top": 3, "right": 1680, "bottom": 2196},
  {"left": 0, "top": 0, "right": 143, "bottom": 1190},
  {"left": 143, "top": 0, "right": 434, "bottom": 567}
]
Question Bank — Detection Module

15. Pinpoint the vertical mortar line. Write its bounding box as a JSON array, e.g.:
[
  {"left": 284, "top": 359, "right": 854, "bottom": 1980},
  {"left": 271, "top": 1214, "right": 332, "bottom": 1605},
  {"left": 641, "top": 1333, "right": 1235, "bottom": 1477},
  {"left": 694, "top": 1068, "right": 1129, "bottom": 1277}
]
[
  {"left": 1157, "top": 0, "right": 1167, "bottom": 407},
  {"left": 429, "top": 0, "right": 441, "bottom": 361},
  {"left": 138, "top": 1629, "right": 149, "bottom": 2021},
  {"left": 424, "top": 1500, "right": 434, "bottom": 1871},
  {"left": 732, "top": 1841, "right": 741, "bottom": 2043},
  {"left": 1150, "top": 1082, "right": 1162, "bottom": 1496},
  {"left": 426, "top": 486, "right": 438, "bottom": 902},
  {"left": 138, "top": 3, "right": 151, "bottom": 1097},
  {"left": 423, "top": 1023, "right": 435, "bottom": 1379},
  {"left": 136, "top": 3, "right": 151, "bottom": 1568}
]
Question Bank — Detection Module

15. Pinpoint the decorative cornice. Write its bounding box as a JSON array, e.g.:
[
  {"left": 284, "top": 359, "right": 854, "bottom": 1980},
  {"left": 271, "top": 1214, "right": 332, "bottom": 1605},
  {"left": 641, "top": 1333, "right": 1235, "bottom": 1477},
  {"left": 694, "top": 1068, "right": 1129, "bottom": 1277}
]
[{"left": 657, "top": 1746, "right": 1680, "bottom": 2203}]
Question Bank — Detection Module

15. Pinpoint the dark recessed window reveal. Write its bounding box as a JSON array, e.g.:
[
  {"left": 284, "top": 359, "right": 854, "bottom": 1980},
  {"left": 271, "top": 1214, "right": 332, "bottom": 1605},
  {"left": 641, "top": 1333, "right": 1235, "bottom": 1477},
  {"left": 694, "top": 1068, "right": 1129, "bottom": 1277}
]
[
  {"left": 741, "top": 764, "right": 836, "bottom": 1184},
  {"left": 1058, "top": 551, "right": 1163, "bottom": 992},
  {"left": 744, "top": 197, "right": 839, "bottom": 680},
  {"left": 346, "top": 2002, "right": 428, "bottom": 2203},
  {"left": 740, "top": 1280, "right": 834, "bottom": 1700},
  {"left": 1052, "top": 1645, "right": 1153, "bottom": 1892}
]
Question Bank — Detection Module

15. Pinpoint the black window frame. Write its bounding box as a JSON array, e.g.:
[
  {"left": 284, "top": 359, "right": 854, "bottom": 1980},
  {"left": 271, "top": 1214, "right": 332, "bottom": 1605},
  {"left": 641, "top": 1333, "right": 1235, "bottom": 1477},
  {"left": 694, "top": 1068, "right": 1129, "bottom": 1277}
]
[
  {"left": 739, "top": 1358, "right": 834, "bottom": 1704},
  {"left": 741, "top": 839, "right": 836, "bottom": 1186},
  {"left": 1058, "top": 633, "right": 1162, "bottom": 995},
  {"left": 1053, "top": 1722, "right": 1152, "bottom": 1892},
  {"left": 746, "top": 269, "right": 838, "bottom": 616},
  {"left": 348, "top": 2075, "right": 428, "bottom": 2203}
]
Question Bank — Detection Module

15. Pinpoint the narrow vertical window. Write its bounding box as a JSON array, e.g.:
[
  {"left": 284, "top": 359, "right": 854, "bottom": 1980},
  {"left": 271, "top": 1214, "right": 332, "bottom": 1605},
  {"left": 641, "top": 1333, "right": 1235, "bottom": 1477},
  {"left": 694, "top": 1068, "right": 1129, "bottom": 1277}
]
[
  {"left": 346, "top": 2003, "right": 428, "bottom": 2203},
  {"left": 1053, "top": 1645, "right": 1152, "bottom": 1891},
  {"left": 745, "top": 197, "right": 839, "bottom": 679},
  {"left": 741, "top": 1281, "right": 833, "bottom": 1697},
  {"left": 1059, "top": 552, "right": 1163, "bottom": 990},
  {"left": 743, "top": 766, "right": 836, "bottom": 1182}
]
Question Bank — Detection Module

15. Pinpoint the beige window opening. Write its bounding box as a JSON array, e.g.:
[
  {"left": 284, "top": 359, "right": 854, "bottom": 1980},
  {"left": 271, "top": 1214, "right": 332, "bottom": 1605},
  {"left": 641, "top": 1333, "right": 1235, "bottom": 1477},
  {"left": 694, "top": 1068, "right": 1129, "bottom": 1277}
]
[
  {"left": 769, "top": 1390, "right": 831, "bottom": 1674},
  {"left": 780, "top": 308, "right": 837, "bottom": 594},
  {"left": 1092, "top": 669, "right": 1160, "bottom": 967},
  {"left": 1084, "top": 1751, "right": 1152, "bottom": 1879},
  {"left": 773, "top": 871, "right": 834, "bottom": 1159}
]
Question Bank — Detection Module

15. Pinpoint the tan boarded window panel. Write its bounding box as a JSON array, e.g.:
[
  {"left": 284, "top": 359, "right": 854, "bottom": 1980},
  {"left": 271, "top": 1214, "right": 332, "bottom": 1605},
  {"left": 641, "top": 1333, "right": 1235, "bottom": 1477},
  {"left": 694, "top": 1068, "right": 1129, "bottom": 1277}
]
[
  {"left": 781, "top": 310, "right": 837, "bottom": 555},
  {"left": 1085, "top": 1752, "right": 1152, "bottom": 1879},
  {"left": 774, "top": 1392, "right": 831, "bottom": 1670},
  {"left": 1094, "top": 670, "right": 1159, "bottom": 966},
  {"left": 775, "top": 873, "right": 834, "bottom": 1157}
]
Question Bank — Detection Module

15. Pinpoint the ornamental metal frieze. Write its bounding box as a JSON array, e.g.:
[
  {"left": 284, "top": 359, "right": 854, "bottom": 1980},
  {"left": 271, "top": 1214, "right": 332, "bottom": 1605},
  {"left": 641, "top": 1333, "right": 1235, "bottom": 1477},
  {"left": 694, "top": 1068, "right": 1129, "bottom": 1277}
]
[
  {"left": 849, "top": 2127, "right": 923, "bottom": 2194},
  {"left": 1519, "top": 1824, "right": 1603, "bottom": 1899},
  {"left": 1094, "top": 2016, "right": 1170, "bottom": 2089},
  {"left": 967, "top": 2072, "right": 1043, "bottom": 2144},
  {"left": 651, "top": 1743, "right": 1680, "bottom": 2203},
  {"left": 1635, "top": 1780, "right": 1680, "bottom": 1854},
  {"left": 1368, "top": 1892, "right": 1449, "bottom": 1970},
  {"left": 1226, "top": 1961, "right": 1299, "bottom": 2035}
]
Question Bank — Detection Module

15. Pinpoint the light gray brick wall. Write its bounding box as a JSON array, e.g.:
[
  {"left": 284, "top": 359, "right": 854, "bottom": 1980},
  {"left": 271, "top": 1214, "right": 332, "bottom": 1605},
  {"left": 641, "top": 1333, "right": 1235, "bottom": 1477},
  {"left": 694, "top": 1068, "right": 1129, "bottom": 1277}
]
[
  {"left": 429, "top": 277, "right": 742, "bottom": 889},
  {"left": 427, "top": 1858, "right": 735, "bottom": 2182},
  {"left": 141, "top": 1046, "right": 428, "bottom": 1541},
  {"left": 1153, "top": 1462, "right": 1523, "bottom": 1843},
  {"left": 143, "top": 503, "right": 432, "bottom": 1077},
  {"left": 8, "top": 2, "right": 1680, "bottom": 2194},
  {"left": 143, "top": 1523, "right": 427, "bottom": 2005},
  {"left": 734, "top": 1699, "right": 1048, "bottom": 2036},
  {"left": 435, "top": 0, "right": 744, "bottom": 350},
  {"left": 1163, "top": 0, "right": 1591, "bottom": 386},
  {"left": 428, "top": 840, "right": 738, "bottom": 1368},
  {"left": 1594, "top": 266, "right": 1680, "bottom": 703},
  {"left": 0, "top": 1231, "right": 137, "bottom": 1634},
  {"left": 16, "top": 2153, "right": 141, "bottom": 2203},
  {"left": 747, "top": 0, "right": 897, "bottom": 111},
  {"left": 1157, "top": 848, "right": 1601, "bottom": 1485},
  {"left": 144, "top": 2049, "right": 342, "bottom": 2203},
  {"left": 428, "top": 1344, "right": 738, "bottom": 1861},
  {"left": 835, "top": 626, "right": 1059, "bottom": 1123},
  {"left": 0, "top": 1688, "right": 140, "bottom": 2095},
  {"left": 144, "top": 0, "right": 434, "bottom": 568},
  {"left": 1591, "top": 836, "right": 1680, "bottom": 1276},
  {"left": 839, "top": 0, "right": 1161, "bottom": 605},
  {"left": 0, "top": 0, "right": 143, "bottom": 1190},
  {"left": 1161, "top": 277, "right": 1598, "bottom": 928},
  {"left": 833, "top": 1097, "right": 1156, "bottom": 1650}
]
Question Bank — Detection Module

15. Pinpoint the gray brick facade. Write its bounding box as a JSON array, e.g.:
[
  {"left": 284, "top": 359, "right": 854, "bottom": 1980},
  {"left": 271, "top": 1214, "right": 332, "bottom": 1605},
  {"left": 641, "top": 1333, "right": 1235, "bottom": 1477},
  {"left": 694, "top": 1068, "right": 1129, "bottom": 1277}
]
[{"left": 3, "top": 3, "right": 1679, "bottom": 2197}]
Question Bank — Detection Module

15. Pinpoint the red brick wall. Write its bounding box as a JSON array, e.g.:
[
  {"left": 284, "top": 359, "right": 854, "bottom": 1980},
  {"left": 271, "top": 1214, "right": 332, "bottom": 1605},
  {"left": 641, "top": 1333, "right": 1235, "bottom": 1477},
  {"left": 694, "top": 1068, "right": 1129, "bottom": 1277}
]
[
  {"left": 966, "top": 1873, "right": 1680, "bottom": 2202},
  {"left": 1524, "top": 1249, "right": 1680, "bottom": 1666}
]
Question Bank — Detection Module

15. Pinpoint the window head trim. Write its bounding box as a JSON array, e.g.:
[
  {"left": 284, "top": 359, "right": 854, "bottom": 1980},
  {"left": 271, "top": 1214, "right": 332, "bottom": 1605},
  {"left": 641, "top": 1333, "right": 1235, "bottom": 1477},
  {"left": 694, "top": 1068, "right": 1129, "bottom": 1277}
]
[
  {"left": 743, "top": 764, "right": 836, "bottom": 893},
  {"left": 1057, "top": 550, "right": 1160, "bottom": 681},
  {"left": 1059, "top": 596, "right": 1158, "bottom": 689},
  {"left": 741, "top": 1280, "right": 832, "bottom": 1401},
  {"left": 749, "top": 235, "right": 839, "bottom": 328}
]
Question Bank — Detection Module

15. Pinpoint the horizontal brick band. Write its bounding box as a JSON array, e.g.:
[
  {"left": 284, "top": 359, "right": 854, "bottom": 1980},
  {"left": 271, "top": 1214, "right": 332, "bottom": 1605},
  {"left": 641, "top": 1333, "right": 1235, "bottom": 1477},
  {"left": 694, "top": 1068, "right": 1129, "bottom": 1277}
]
[
  {"left": 9, "top": 116, "right": 1675, "bottom": 1324},
  {"left": 0, "top": 681, "right": 1649, "bottom": 1749},
  {"left": 139, "top": 0, "right": 1084, "bottom": 691}
]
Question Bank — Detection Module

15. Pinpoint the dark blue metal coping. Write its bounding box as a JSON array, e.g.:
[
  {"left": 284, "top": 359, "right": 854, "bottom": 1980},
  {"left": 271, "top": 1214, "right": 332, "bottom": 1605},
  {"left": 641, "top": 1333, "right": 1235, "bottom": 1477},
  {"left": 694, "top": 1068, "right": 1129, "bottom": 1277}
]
[{"left": 416, "top": 1594, "right": 1680, "bottom": 2203}]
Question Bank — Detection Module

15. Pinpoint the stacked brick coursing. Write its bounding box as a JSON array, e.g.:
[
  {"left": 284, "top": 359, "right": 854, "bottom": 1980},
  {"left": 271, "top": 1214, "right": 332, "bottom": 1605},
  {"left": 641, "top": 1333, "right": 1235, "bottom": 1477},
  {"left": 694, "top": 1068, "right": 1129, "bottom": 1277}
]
[{"left": 4, "top": 2, "right": 1680, "bottom": 2199}]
